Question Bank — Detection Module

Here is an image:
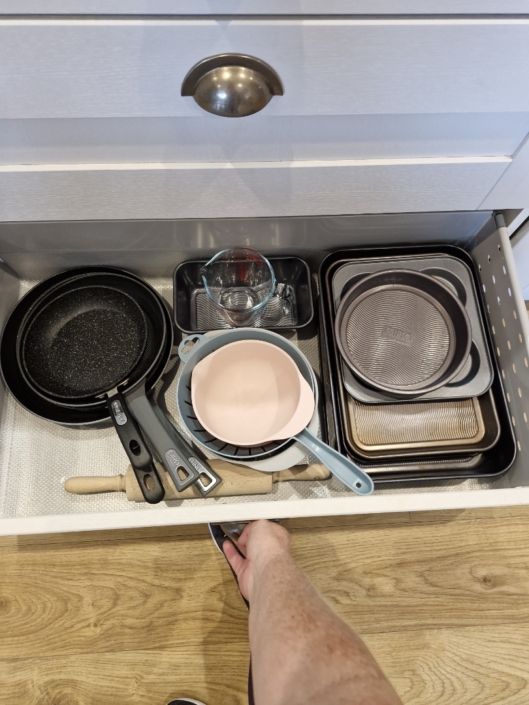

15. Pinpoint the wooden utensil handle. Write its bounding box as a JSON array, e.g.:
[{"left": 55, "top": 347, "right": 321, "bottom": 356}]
[
  {"left": 273, "top": 463, "right": 330, "bottom": 482},
  {"left": 64, "top": 475, "right": 126, "bottom": 494}
]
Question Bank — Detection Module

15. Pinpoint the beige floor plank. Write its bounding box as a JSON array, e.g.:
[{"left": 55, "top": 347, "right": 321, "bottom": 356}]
[
  {"left": 0, "top": 523, "right": 211, "bottom": 550},
  {"left": 0, "top": 644, "right": 250, "bottom": 705},
  {"left": 2, "top": 624, "right": 528, "bottom": 705},
  {"left": 289, "top": 516, "right": 529, "bottom": 635},
  {"left": 2, "top": 515, "right": 529, "bottom": 661},
  {"left": 0, "top": 534, "right": 248, "bottom": 660},
  {"left": 283, "top": 511, "right": 411, "bottom": 530},
  {"left": 410, "top": 505, "right": 529, "bottom": 525},
  {"left": 2, "top": 513, "right": 529, "bottom": 703},
  {"left": 364, "top": 624, "right": 529, "bottom": 705}
]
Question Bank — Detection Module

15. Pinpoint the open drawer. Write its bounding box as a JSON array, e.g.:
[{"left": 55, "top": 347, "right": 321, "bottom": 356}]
[{"left": 0, "top": 211, "right": 527, "bottom": 536}]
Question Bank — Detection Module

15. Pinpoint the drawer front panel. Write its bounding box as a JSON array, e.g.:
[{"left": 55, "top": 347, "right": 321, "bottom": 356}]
[
  {"left": 1, "top": 19, "right": 529, "bottom": 120},
  {"left": 0, "top": 158, "right": 509, "bottom": 221},
  {"left": 2, "top": 113, "right": 528, "bottom": 165}
]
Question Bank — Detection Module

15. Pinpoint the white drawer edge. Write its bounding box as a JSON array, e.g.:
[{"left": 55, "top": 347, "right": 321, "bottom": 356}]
[
  {"left": 0, "top": 156, "right": 511, "bottom": 173},
  {"left": 1, "top": 487, "right": 528, "bottom": 537},
  {"left": 2, "top": 18, "right": 529, "bottom": 26}
]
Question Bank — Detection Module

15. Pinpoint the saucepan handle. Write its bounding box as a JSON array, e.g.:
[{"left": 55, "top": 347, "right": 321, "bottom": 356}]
[
  {"left": 178, "top": 334, "right": 210, "bottom": 363},
  {"left": 151, "top": 404, "right": 222, "bottom": 497},
  {"left": 107, "top": 391, "right": 165, "bottom": 504},
  {"left": 295, "top": 428, "right": 374, "bottom": 496},
  {"left": 126, "top": 384, "right": 200, "bottom": 492}
]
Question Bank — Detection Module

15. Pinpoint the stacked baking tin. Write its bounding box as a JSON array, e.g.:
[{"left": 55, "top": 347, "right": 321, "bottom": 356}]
[{"left": 319, "top": 246, "right": 516, "bottom": 483}]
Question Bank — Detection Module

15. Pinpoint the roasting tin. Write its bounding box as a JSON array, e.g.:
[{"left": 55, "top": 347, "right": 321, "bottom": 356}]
[
  {"left": 319, "top": 244, "right": 516, "bottom": 483},
  {"left": 174, "top": 256, "right": 313, "bottom": 333},
  {"left": 332, "top": 254, "right": 493, "bottom": 403}
]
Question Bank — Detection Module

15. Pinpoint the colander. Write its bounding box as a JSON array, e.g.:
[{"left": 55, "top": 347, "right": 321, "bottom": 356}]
[
  {"left": 177, "top": 329, "right": 316, "bottom": 462},
  {"left": 176, "top": 329, "right": 374, "bottom": 494}
]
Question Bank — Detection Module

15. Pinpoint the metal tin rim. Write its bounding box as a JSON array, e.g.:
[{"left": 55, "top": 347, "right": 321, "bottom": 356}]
[{"left": 335, "top": 269, "right": 472, "bottom": 396}]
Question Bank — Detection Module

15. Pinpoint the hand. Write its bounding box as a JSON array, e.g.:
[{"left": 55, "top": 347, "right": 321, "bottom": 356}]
[{"left": 223, "top": 519, "right": 291, "bottom": 601}]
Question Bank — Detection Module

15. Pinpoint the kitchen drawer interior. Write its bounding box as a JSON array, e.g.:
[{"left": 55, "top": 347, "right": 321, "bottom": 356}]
[{"left": 0, "top": 211, "right": 527, "bottom": 533}]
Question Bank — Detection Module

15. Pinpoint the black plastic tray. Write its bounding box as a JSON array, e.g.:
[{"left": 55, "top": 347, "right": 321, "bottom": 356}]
[
  {"left": 318, "top": 244, "right": 516, "bottom": 484},
  {"left": 173, "top": 256, "right": 313, "bottom": 333}
]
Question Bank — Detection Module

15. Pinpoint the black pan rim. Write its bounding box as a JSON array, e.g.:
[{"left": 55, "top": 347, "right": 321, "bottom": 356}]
[
  {"left": 14, "top": 270, "right": 168, "bottom": 409},
  {"left": 0, "top": 267, "right": 173, "bottom": 426},
  {"left": 334, "top": 268, "right": 472, "bottom": 396},
  {"left": 20, "top": 283, "right": 149, "bottom": 401}
]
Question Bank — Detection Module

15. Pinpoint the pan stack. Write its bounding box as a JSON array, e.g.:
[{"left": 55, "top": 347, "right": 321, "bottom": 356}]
[
  {"left": 320, "top": 248, "right": 515, "bottom": 483},
  {"left": 0, "top": 267, "right": 224, "bottom": 505}
]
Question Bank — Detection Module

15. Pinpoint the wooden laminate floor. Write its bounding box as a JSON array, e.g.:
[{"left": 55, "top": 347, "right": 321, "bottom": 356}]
[{"left": 1, "top": 506, "right": 529, "bottom": 704}]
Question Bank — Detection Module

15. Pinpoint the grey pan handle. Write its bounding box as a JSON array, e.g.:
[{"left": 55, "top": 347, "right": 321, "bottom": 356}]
[
  {"left": 294, "top": 428, "right": 374, "bottom": 496},
  {"left": 151, "top": 404, "right": 222, "bottom": 497},
  {"left": 126, "top": 383, "right": 200, "bottom": 492}
]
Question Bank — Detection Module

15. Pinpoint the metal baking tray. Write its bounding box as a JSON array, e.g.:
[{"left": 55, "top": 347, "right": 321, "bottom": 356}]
[
  {"left": 318, "top": 244, "right": 516, "bottom": 483},
  {"left": 174, "top": 256, "right": 313, "bottom": 333},
  {"left": 345, "top": 390, "right": 500, "bottom": 460},
  {"left": 359, "top": 453, "right": 485, "bottom": 477},
  {"left": 332, "top": 254, "right": 493, "bottom": 402}
]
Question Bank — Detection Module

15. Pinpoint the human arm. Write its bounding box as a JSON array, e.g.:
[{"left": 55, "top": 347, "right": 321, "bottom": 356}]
[{"left": 224, "top": 520, "right": 402, "bottom": 705}]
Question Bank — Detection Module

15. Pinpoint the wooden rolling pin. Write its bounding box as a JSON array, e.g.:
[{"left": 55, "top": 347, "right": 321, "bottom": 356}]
[{"left": 64, "top": 460, "right": 330, "bottom": 501}]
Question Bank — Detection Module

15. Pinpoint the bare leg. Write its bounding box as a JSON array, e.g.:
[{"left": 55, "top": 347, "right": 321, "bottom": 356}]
[{"left": 224, "top": 520, "right": 402, "bottom": 705}]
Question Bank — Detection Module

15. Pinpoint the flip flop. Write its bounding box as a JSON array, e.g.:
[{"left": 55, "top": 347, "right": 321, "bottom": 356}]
[
  {"left": 209, "top": 522, "right": 249, "bottom": 605},
  {"left": 209, "top": 522, "right": 248, "bottom": 552}
]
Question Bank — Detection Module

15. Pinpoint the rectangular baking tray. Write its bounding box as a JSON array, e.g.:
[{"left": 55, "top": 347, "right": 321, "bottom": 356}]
[
  {"left": 318, "top": 244, "right": 516, "bottom": 483},
  {"left": 173, "top": 256, "right": 313, "bottom": 333},
  {"left": 332, "top": 253, "right": 493, "bottom": 402},
  {"left": 345, "top": 389, "right": 500, "bottom": 460}
]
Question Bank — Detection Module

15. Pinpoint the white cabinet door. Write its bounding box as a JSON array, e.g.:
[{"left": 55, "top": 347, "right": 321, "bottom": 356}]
[
  {"left": 0, "top": 1, "right": 528, "bottom": 14},
  {"left": 1, "top": 19, "right": 529, "bottom": 119},
  {"left": 0, "top": 17, "right": 528, "bottom": 218},
  {"left": 2, "top": 18, "right": 529, "bottom": 168}
]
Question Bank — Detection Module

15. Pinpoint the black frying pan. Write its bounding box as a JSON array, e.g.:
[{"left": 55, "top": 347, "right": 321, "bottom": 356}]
[
  {"left": 18, "top": 273, "right": 167, "bottom": 503},
  {"left": 1, "top": 268, "right": 168, "bottom": 424},
  {"left": 2, "top": 268, "right": 207, "bottom": 501},
  {"left": 17, "top": 272, "right": 167, "bottom": 410},
  {"left": 22, "top": 285, "right": 148, "bottom": 400}
]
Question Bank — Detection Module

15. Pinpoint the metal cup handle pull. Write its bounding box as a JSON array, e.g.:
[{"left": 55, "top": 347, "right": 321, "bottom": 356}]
[{"left": 181, "top": 53, "right": 284, "bottom": 118}]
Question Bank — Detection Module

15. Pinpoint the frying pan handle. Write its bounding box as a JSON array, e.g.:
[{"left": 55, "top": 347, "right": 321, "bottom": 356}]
[
  {"left": 151, "top": 404, "right": 222, "bottom": 497},
  {"left": 178, "top": 334, "right": 210, "bottom": 363},
  {"left": 107, "top": 392, "right": 165, "bottom": 504},
  {"left": 295, "top": 428, "right": 374, "bottom": 496},
  {"left": 126, "top": 384, "right": 201, "bottom": 492}
]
